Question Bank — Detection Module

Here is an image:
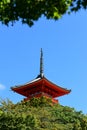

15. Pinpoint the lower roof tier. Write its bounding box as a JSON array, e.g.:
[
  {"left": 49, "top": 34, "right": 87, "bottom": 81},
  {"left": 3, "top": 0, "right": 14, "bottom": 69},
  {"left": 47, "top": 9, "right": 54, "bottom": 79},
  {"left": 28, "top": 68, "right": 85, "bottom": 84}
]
[{"left": 11, "top": 76, "right": 71, "bottom": 98}]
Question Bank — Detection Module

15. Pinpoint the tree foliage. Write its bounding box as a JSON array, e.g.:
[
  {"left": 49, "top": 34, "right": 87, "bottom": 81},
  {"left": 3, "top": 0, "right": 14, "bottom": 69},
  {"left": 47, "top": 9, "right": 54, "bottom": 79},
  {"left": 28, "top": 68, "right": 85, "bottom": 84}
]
[
  {"left": 0, "top": 0, "right": 72, "bottom": 26},
  {"left": 0, "top": 0, "right": 87, "bottom": 27},
  {"left": 70, "top": 0, "right": 87, "bottom": 12},
  {"left": 0, "top": 97, "right": 87, "bottom": 130}
]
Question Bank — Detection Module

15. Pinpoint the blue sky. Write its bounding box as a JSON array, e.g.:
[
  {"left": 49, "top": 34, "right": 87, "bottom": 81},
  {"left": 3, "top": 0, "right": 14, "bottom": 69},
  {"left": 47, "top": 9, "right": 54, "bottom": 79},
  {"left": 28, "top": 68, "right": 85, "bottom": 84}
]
[{"left": 0, "top": 10, "right": 87, "bottom": 114}]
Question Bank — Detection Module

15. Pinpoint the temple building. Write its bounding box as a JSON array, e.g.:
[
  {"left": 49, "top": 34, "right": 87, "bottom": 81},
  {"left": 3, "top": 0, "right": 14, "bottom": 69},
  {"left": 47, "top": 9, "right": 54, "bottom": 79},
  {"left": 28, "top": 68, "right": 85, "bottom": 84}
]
[{"left": 11, "top": 49, "right": 71, "bottom": 103}]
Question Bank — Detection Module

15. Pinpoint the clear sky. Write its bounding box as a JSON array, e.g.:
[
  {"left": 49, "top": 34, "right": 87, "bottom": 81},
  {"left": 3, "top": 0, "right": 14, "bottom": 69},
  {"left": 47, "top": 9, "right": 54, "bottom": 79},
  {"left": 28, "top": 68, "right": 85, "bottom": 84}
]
[{"left": 0, "top": 10, "right": 87, "bottom": 114}]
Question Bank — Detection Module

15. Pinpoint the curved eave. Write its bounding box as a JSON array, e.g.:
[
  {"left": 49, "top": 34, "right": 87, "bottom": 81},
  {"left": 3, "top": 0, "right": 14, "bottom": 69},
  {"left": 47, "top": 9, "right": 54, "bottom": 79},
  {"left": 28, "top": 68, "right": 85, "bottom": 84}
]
[
  {"left": 43, "top": 77, "right": 71, "bottom": 98},
  {"left": 11, "top": 76, "right": 71, "bottom": 98},
  {"left": 11, "top": 77, "right": 42, "bottom": 90},
  {"left": 43, "top": 77, "right": 71, "bottom": 93},
  {"left": 11, "top": 77, "right": 43, "bottom": 96}
]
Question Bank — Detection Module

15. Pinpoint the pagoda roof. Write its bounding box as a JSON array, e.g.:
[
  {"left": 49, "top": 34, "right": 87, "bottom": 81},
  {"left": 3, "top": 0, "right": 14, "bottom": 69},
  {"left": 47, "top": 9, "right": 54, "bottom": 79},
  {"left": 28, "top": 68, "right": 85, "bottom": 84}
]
[
  {"left": 11, "top": 76, "right": 71, "bottom": 98},
  {"left": 11, "top": 49, "right": 71, "bottom": 99}
]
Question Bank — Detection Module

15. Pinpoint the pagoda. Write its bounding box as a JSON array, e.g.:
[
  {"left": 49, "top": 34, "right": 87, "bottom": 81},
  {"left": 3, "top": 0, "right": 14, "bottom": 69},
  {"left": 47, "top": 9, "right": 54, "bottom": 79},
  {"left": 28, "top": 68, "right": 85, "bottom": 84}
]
[{"left": 11, "top": 49, "right": 71, "bottom": 103}]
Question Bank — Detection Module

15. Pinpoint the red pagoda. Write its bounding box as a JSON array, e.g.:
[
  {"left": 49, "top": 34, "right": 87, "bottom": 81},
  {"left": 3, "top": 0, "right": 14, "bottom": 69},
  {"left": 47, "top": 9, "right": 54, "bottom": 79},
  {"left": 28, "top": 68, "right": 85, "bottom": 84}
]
[{"left": 11, "top": 49, "right": 71, "bottom": 103}]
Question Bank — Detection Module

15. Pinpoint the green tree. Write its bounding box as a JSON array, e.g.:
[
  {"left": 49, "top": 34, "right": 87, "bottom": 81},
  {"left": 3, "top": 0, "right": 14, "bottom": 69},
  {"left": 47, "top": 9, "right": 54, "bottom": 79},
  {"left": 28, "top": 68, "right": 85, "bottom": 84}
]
[
  {"left": 0, "top": 0, "right": 72, "bottom": 26},
  {"left": 70, "top": 0, "right": 87, "bottom": 12},
  {"left": 0, "top": 97, "right": 87, "bottom": 130},
  {"left": 0, "top": 0, "right": 87, "bottom": 27}
]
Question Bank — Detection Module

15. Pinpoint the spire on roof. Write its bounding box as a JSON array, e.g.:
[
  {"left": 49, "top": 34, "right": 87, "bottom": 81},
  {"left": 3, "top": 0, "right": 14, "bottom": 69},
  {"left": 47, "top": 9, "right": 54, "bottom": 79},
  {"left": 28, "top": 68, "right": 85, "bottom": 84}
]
[{"left": 40, "top": 48, "right": 44, "bottom": 78}]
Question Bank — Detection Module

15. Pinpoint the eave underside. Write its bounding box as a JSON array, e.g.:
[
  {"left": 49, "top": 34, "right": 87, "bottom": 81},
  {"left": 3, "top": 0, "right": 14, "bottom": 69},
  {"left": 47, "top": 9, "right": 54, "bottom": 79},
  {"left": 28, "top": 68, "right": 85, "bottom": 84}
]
[{"left": 12, "top": 84, "right": 70, "bottom": 98}]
